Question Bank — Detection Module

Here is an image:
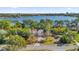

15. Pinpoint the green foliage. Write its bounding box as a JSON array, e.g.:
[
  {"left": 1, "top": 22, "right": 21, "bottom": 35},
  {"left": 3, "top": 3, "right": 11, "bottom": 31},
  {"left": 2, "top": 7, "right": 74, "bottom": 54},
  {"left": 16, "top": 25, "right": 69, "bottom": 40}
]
[
  {"left": 0, "top": 20, "right": 12, "bottom": 29},
  {"left": 60, "top": 34, "right": 70, "bottom": 44},
  {"left": 68, "top": 30, "right": 77, "bottom": 37},
  {"left": 51, "top": 27, "right": 67, "bottom": 34},
  {"left": 54, "top": 20, "right": 64, "bottom": 27},
  {"left": 0, "top": 30, "right": 8, "bottom": 44},
  {"left": 23, "top": 19, "right": 38, "bottom": 29},
  {"left": 38, "top": 19, "right": 53, "bottom": 31},
  {"left": 4, "top": 35, "right": 27, "bottom": 50},
  {"left": 6, "top": 35, "right": 26, "bottom": 47},
  {"left": 74, "top": 34, "right": 79, "bottom": 42},
  {"left": 27, "top": 35, "right": 37, "bottom": 44},
  {"left": 8, "top": 28, "right": 17, "bottom": 35},
  {"left": 0, "top": 35, "right": 6, "bottom": 44},
  {"left": 76, "top": 17, "right": 79, "bottom": 23},
  {"left": 17, "top": 28, "right": 31, "bottom": 38},
  {"left": 0, "top": 16, "right": 79, "bottom": 50},
  {"left": 15, "top": 21, "right": 22, "bottom": 28},
  {"left": 42, "top": 36, "right": 54, "bottom": 45}
]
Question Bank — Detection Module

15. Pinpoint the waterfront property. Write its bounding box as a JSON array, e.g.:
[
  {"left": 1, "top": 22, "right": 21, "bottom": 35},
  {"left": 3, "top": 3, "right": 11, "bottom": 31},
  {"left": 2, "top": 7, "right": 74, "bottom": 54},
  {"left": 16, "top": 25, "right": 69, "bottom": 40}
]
[{"left": 0, "top": 13, "right": 79, "bottom": 51}]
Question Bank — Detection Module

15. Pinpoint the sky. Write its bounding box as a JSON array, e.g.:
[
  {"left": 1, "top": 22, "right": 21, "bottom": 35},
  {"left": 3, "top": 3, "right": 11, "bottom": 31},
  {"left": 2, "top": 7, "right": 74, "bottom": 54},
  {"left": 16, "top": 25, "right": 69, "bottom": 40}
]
[{"left": 0, "top": 7, "right": 79, "bottom": 13}]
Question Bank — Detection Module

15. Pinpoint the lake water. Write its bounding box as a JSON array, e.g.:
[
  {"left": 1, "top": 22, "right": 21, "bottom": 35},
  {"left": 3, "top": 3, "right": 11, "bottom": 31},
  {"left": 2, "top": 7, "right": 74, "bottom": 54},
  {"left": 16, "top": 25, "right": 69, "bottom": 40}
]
[{"left": 0, "top": 15, "right": 77, "bottom": 21}]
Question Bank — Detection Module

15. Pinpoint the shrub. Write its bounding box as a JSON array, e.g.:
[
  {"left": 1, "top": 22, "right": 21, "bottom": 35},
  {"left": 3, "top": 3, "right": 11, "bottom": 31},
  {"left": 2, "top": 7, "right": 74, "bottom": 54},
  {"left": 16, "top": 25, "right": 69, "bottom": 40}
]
[
  {"left": 60, "top": 34, "right": 70, "bottom": 44},
  {"left": 42, "top": 36, "right": 54, "bottom": 45},
  {"left": 0, "top": 30, "right": 8, "bottom": 44},
  {"left": 5, "top": 35, "right": 27, "bottom": 50},
  {"left": 51, "top": 27, "right": 67, "bottom": 34},
  {"left": 27, "top": 35, "right": 37, "bottom": 44},
  {"left": 6, "top": 35, "right": 26, "bottom": 46},
  {"left": 68, "top": 31, "right": 77, "bottom": 37},
  {"left": 17, "top": 28, "right": 31, "bottom": 39},
  {"left": 0, "top": 35, "right": 6, "bottom": 44},
  {"left": 8, "top": 28, "right": 31, "bottom": 39},
  {"left": 74, "top": 34, "right": 79, "bottom": 42},
  {"left": 8, "top": 28, "right": 17, "bottom": 35}
]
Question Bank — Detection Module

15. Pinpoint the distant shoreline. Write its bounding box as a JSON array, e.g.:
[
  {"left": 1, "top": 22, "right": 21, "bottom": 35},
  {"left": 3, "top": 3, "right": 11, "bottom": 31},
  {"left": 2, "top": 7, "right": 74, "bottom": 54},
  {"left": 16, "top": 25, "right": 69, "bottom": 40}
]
[{"left": 0, "top": 13, "right": 78, "bottom": 17}]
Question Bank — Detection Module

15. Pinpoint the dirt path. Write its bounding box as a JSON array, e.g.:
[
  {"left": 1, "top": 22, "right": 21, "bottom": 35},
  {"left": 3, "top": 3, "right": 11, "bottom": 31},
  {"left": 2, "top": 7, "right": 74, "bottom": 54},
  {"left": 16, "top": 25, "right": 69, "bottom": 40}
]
[{"left": 18, "top": 43, "right": 77, "bottom": 51}]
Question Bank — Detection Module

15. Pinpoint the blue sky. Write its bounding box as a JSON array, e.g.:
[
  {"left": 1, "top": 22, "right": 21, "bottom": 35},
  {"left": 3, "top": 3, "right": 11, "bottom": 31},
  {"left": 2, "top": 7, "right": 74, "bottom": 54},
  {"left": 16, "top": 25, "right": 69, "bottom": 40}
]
[{"left": 0, "top": 7, "right": 79, "bottom": 13}]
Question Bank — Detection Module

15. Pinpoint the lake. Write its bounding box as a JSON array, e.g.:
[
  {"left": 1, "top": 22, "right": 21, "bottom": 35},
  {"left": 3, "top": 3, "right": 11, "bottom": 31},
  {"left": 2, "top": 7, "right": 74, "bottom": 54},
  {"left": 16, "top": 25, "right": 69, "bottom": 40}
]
[{"left": 0, "top": 15, "right": 77, "bottom": 21}]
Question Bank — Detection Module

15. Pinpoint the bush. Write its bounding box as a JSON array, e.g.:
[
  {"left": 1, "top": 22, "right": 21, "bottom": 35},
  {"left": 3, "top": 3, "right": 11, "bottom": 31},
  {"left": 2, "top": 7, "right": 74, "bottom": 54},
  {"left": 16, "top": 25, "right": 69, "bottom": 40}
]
[
  {"left": 8, "top": 28, "right": 17, "bottom": 35},
  {"left": 8, "top": 28, "right": 31, "bottom": 39},
  {"left": 68, "top": 31, "right": 77, "bottom": 37},
  {"left": 60, "top": 35, "right": 70, "bottom": 44},
  {"left": 51, "top": 27, "right": 67, "bottom": 34},
  {"left": 6, "top": 35, "right": 26, "bottom": 46},
  {"left": 17, "top": 28, "right": 31, "bottom": 39},
  {"left": 42, "top": 36, "right": 54, "bottom": 45},
  {"left": 74, "top": 34, "right": 79, "bottom": 42},
  {"left": 0, "top": 35, "right": 6, "bottom": 44},
  {"left": 5, "top": 35, "right": 27, "bottom": 50},
  {"left": 0, "top": 30, "right": 8, "bottom": 44},
  {"left": 67, "top": 31, "right": 78, "bottom": 44},
  {"left": 27, "top": 35, "right": 37, "bottom": 44}
]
